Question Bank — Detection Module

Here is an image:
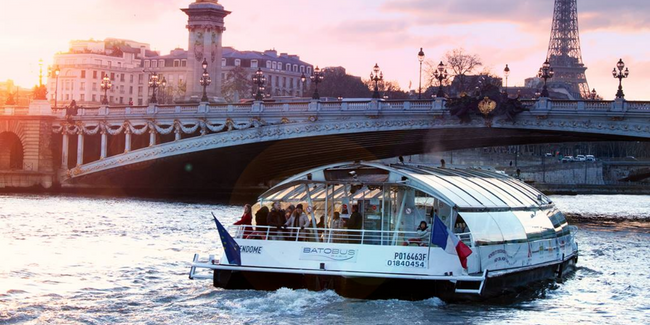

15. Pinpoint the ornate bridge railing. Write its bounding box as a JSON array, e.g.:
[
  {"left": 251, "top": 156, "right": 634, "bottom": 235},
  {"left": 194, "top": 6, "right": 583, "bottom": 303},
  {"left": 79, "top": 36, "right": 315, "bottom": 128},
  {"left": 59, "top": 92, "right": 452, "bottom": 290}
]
[{"left": 32, "top": 98, "right": 650, "bottom": 178}]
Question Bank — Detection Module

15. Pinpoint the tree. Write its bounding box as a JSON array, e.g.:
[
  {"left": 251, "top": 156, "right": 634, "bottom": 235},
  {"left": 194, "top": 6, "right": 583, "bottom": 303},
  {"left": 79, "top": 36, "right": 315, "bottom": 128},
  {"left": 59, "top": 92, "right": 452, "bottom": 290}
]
[
  {"left": 221, "top": 66, "right": 252, "bottom": 103},
  {"left": 309, "top": 67, "right": 370, "bottom": 98},
  {"left": 426, "top": 48, "right": 482, "bottom": 97},
  {"left": 363, "top": 79, "right": 409, "bottom": 99}
]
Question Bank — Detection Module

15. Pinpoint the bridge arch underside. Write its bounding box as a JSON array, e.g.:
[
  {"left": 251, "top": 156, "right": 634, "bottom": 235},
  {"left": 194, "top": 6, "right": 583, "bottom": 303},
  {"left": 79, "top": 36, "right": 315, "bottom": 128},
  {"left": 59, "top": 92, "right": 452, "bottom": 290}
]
[
  {"left": 0, "top": 132, "right": 24, "bottom": 170},
  {"left": 68, "top": 127, "right": 643, "bottom": 197}
]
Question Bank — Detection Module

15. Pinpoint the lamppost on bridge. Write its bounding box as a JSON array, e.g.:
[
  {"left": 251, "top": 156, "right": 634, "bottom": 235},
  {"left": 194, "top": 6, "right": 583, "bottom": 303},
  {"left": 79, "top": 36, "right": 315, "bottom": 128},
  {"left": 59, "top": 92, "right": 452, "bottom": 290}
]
[
  {"left": 433, "top": 61, "right": 448, "bottom": 98},
  {"left": 159, "top": 76, "right": 167, "bottom": 104},
  {"left": 199, "top": 58, "right": 211, "bottom": 103},
  {"left": 538, "top": 59, "right": 554, "bottom": 97},
  {"left": 503, "top": 64, "right": 510, "bottom": 94},
  {"left": 310, "top": 66, "right": 324, "bottom": 100},
  {"left": 300, "top": 72, "right": 307, "bottom": 97},
  {"left": 100, "top": 72, "right": 112, "bottom": 105},
  {"left": 417, "top": 48, "right": 425, "bottom": 99},
  {"left": 148, "top": 72, "right": 163, "bottom": 104},
  {"left": 370, "top": 63, "right": 383, "bottom": 99},
  {"left": 612, "top": 58, "right": 629, "bottom": 99},
  {"left": 252, "top": 67, "right": 266, "bottom": 101},
  {"left": 53, "top": 65, "right": 60, "bottom": 108}
]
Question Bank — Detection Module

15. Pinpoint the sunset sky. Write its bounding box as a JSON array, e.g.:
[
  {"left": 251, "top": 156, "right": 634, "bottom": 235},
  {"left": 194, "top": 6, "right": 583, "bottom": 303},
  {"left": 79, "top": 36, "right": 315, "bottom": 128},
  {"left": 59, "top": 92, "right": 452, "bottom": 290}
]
[{"left": 0, "top": 0, "right": 648, "bottom": 99}]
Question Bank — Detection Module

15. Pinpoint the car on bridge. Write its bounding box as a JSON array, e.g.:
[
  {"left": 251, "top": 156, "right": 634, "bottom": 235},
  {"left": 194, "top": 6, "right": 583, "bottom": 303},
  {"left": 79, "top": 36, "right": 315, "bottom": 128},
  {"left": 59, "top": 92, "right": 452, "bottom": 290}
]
[
  {"left": 586, "top": 155, "right": 596, "bottom": 162},
  {"left": 575, "top": 155, "right": 586, "bottom": 162},
  {"left": 561, "top": 156, "right": 574, "bottom": 163}
]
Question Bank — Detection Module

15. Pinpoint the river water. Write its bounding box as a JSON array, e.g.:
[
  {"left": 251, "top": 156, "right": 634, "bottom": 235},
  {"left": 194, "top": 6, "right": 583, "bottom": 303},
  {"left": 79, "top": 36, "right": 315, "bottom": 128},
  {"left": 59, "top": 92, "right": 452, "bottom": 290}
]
[{"left": 1, "top": 194, "right": 648, "bottom": 325}]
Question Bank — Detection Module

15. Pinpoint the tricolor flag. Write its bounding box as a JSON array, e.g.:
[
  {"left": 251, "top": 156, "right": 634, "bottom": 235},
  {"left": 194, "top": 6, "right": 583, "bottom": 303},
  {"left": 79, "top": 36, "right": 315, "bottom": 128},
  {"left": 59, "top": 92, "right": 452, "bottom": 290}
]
[
  {"left": 212, "top": 213, "right": 241, "bottom": 265},
  {"left": 431, "top": 215, "right": 472, "bottom": 269}
]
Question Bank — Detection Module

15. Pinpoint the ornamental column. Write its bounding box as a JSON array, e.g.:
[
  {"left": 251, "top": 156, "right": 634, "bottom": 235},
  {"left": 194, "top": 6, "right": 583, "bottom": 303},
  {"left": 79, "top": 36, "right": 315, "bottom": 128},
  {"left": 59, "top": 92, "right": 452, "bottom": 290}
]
[
  {"left": 76, "top": 130, "right": 84, "bottom": 167},
  {"left": 100, "top": 130, "right": 108, "bottom": 159},
  {"left": 182, "top": 0, "right": 230, "bottom": 102},
  {"left": 61, "top": 131, "right": 69, "bottom": 169},
  {"left": 124, "top": 128, "right": 132, "bottom": 153},
  {"left": 149, "top": 128, "right": 157, "bottom": 147}
]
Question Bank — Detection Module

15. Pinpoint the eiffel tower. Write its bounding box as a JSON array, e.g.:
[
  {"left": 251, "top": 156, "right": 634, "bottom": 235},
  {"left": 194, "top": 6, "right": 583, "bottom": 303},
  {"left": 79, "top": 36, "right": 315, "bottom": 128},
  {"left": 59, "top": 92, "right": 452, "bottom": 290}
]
[{"left": 545, "top": 0, "right": 590, "bottom": 99}]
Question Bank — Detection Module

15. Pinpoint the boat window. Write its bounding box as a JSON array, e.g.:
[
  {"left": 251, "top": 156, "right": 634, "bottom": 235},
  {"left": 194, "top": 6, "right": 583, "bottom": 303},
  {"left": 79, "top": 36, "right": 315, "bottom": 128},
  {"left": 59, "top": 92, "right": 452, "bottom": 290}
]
[
  {"left": 513, "top": 210, "right": 556, "bottom": 241},
  {"left": 489, "top": 211, "right": 528, "bottom": 244},
  {"left": 459, "top": 212, "right": 505, "bottom": 246}
]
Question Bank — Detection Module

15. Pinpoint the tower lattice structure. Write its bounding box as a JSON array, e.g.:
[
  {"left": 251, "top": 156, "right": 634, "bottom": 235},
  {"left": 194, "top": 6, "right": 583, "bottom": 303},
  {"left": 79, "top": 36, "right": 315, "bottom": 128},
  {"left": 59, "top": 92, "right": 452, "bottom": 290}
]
[{"left": 545, "top": 0, "right": 590, "bottom": 99}]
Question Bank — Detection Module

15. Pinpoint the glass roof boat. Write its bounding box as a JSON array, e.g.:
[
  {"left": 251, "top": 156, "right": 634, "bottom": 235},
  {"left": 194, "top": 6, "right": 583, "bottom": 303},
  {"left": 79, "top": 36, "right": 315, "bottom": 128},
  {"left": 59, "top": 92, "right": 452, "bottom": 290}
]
[{"left": 189, "top": 162, "right": 579, "bottom": 301}]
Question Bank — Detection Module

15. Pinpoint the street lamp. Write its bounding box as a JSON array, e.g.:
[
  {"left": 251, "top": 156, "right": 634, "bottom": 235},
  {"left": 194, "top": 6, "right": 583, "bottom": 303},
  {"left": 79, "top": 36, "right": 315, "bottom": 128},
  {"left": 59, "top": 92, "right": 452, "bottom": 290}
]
[
  {"left": 310, "top": 66, "right": 324, "bottom": 100},
  {"left": 100, "top": 72, "right": 112, "bottom": 105},
  {"left": 160, "top": 76, "right": 167, "bottom": 104},
  {"left": 538, "top": 59, "right": 554, "bottom": 97},
  {"left": 370, "top": 63, "right": 383, "bottom": 99},
  {"left": 199, "top": 58, "right": 211, "bottom": 102},
  {"left": 300, "top": 72, "right": 307, "bottom": 97},
  {"left": 148, "top": 72, "right": 162, "bottom": 104},
  {"left": 612, "top": 58, "right": 629, "bottom": 99},
  {"left": 503, "top": 64, "right": 510, "bottom": 93},
  {"left": 417, "top": 48, "right": 425, "bottom": 99},
  {"left": 54, "top": 65, "right": 60, "bottom": 108},
  {"left": 252, "top": 67, "right": 266, "bottom": 101},
  {"left": 433, "top": 61, "right": 448, "bottom": 98}
]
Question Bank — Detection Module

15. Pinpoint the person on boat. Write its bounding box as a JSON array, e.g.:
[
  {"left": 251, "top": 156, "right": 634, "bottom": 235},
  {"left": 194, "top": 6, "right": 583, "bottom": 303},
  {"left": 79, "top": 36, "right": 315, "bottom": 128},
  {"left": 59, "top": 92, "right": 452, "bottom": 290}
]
[
  {"left": 233, "top": 204, "right": 253, "bottom": 238},
  {"left": 267, "top": 202, "right": 285, "bottom": 240},
  {"left": 330, "top": 212, "right": 345, "bottom": 243},
  {"left": 255, "top": 206, "right": 269, "bottom": 232},
  {"left": 347, "top": 205, "right": 362, "bottom": 243},
  {"left": 316, "top": 215, "right": 326, "bottom": 239},
  {"left": 284, "top": 204, "right": 310, "bottom": 240},
  {"left": 404, "top": 221, "right": 429, "bottom": 246},
  {"left": 284, "top": 205, "right": 295, "bottom": 223}
]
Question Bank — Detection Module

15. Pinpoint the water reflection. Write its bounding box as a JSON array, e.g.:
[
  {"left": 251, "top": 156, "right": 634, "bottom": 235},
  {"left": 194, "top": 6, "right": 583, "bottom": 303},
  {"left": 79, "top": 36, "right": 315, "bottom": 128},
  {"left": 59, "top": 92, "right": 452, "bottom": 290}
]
[{"left": 0, "top": 194, "right": 648, "bottom": 324}]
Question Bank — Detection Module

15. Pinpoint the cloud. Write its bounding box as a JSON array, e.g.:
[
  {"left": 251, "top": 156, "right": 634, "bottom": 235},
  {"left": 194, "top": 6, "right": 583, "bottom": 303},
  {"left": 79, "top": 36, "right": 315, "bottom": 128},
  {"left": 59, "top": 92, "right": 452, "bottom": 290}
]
[{"left": 381, "top": 0, "right": 650, "bottom": 32}]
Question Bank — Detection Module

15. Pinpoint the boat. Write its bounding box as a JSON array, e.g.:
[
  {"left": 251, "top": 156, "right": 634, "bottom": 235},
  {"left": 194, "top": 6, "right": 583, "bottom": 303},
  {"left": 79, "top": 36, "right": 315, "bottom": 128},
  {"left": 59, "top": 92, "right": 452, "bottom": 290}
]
[{"left": 189, "top": 162, "right": 579, "bottom": 301}]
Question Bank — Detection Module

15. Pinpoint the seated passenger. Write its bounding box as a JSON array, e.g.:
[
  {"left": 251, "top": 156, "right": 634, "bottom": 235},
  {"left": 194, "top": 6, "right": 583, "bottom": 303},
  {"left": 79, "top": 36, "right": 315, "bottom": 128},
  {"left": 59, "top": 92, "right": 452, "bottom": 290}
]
[{"left": 404, "top": 221, "right": 429, "bottom": 246}]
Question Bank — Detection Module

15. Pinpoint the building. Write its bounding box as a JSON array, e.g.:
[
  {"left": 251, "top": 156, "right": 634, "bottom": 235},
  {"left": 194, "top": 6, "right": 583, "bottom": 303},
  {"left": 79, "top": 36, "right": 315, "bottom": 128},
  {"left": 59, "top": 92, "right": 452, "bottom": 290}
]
[
  {"left": 47, "top": 38, "right": 159, "bottom": 106},
  {"left": 144, "top": 47, "right": 314, "bottom": 102},
  {"left": 222, "top": 48, "right": 313, "bottom": 97},
  {"left": 46, "top": 0, "right": 313, "bottom": 105}
]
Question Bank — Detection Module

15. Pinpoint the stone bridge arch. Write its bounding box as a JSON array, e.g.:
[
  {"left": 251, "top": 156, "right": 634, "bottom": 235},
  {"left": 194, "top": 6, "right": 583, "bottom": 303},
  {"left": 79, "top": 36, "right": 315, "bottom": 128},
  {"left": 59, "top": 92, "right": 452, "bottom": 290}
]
[{"left": 0, "top": 121, "right": 27, "bottom": 170}]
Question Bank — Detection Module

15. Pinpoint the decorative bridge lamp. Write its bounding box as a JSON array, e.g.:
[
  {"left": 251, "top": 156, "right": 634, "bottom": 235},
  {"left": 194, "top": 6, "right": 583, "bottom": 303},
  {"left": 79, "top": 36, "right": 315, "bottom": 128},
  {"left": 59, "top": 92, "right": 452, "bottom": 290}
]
[
  {"left": 300, "top": 72, "right": 307, "bottom": 97},
  {"left": 417, "top": 48, "right": 425, "bottom": 99},
  {"left": 54, "top": 65, "right": 60, "bottom": 108},
  {"left": 538, "top": 59, "right": 554, "bottom": 97},
  {"left": 503, "top": 64, "right": 510, "bottom": 93},
  {"left": 613, "top": 58, "right": 629, "bottom": 99},
  {"left": 148, "top": 73, "right": 162, "bottom": 104},
  {"left": 252, "top": 67, "right": 266, "bottom": 101},
  {"left": 310, "top": 66, "right": 324, "bottom": 100},
  {"left": 200, "top": 58, "right": 211, "bottom": 102},
  {"left": 100, "top": 72, "right": 112, "bottom": 105},
  {"left": 434, "top": 61, "right": 448, "bottom": 98},
  {"left": 370, "top": 63, "right": 383, "bottom": 99}
]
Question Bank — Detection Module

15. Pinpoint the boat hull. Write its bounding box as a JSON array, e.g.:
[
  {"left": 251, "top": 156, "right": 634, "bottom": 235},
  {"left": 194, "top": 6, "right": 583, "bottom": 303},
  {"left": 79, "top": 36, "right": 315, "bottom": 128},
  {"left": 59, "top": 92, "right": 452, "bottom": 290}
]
[{"left": 212, "top": 255, "right": 578, "bottom": 301}]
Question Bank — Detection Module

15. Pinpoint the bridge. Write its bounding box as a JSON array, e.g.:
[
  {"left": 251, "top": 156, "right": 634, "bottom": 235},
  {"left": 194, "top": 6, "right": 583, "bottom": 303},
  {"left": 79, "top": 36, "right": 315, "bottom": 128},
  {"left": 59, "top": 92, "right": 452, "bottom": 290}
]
[{"left": 1, "top": 98, "right": 649, "bottom": 193}]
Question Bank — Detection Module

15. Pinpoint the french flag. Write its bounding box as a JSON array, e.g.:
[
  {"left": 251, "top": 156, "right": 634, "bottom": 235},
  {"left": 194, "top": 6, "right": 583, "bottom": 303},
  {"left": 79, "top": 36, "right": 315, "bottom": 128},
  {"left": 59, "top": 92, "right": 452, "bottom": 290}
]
[{"left": 431, "top": 215, "right": 473, "bottom": 269}]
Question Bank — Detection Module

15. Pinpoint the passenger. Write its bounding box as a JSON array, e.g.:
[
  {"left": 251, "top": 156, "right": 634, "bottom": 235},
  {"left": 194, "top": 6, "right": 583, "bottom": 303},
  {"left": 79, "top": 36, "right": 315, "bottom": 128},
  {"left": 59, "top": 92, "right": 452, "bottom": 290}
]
[
  {"left": 266, "top": 202, "right": 285, "bottom": 240},
  {"left": 404, "top": 221, "right": 429, "bottom": 246},
  {"left": 254, "top": 205, "right": 269, "bottom": 233},
  {"left": 347, "top": 205, "right": 362, "bottom": 243},
  {"left": 284, "top": 205, "right": 296, "bottom": 223},
  {"left": 233, "top": 204, "right": 253, "bottom": 238},
  {"left": 284, "top": 204, "right": 310, "bottom": 240},
  {"left": 317, "top": 215, "right": 325, "bottom": 239},
  {"left": 330, "top": 212, "right": 345, "bottom": 243}
]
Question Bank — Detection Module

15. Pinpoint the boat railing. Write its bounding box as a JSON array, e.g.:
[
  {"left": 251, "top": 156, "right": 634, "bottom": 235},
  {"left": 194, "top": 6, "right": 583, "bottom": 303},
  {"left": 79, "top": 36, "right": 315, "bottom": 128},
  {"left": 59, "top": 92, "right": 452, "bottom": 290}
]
[{"left": 228, "top": 225, "right": 473, "bottom": 247}]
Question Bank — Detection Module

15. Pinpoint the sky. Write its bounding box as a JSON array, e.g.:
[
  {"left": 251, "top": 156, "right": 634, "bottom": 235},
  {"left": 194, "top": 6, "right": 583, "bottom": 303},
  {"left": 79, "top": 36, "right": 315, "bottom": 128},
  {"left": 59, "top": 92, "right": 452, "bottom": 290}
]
[{"left": 0, "top": 0, "right": 648, "bottom": 100}]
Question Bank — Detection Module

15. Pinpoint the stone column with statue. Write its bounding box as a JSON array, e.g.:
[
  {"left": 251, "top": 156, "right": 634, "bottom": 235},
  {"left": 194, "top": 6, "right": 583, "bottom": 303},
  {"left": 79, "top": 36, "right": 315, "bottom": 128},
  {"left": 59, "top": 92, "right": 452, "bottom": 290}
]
[{"left": 182, "top": 0, "right": 230, "bottom": 102}]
